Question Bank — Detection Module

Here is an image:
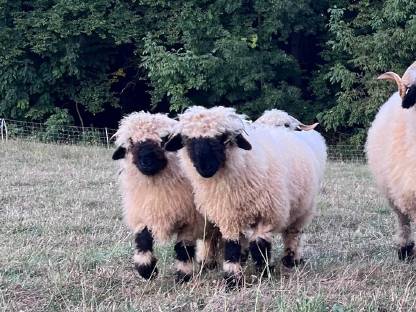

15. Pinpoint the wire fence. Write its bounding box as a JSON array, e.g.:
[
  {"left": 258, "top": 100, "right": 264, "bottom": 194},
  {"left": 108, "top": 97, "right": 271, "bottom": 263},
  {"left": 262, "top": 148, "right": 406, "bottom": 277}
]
[
  {"left": 0, "top": 118, "right": 116, "bottom": 148},
  {"left": 327, "top": 145, "right": 366, "bottom": 162},
  {"left": 0, "top": 118, "right": 366, "bottom": 161}
]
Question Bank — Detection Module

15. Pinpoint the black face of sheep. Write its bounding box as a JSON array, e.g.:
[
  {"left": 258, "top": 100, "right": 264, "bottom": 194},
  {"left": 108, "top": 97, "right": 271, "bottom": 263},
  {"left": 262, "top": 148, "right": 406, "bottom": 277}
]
[
  {"left": 165, "top": 133, "right": 252, "bottom": 178},
  {"left": 402, "top": 85, "right": 416, "bottom": 109},
  {"left": 132, "top": 140, "right": 168, "bottom": 176},
  {"left": 188, "top": 136, "right": 227, "bottom": 178}
]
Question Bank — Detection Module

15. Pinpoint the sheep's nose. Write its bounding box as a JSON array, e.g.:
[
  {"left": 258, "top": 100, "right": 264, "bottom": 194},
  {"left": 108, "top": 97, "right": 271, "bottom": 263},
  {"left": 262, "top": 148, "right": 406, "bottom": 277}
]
[{"left": 140, "top": 156, "right": 154, "bottom": 167}]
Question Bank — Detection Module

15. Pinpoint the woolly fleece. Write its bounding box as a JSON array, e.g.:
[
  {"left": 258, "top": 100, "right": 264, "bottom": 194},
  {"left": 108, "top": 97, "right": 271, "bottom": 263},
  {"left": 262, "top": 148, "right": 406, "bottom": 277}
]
[
  {"left": 176, "top": 107, "right": 326, "bottom": 240},
  {"left": 366, "top": 92, "right": 416, "bottom": 221},
  {"left": 114, "top": 112, "right": 201, "bottom": 241}
]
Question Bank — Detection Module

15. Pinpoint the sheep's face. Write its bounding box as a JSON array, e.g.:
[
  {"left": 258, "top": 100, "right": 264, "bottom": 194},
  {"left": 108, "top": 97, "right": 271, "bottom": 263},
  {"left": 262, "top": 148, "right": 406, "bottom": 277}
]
[
  {"left": 402, "top": 85, "right": 416, "bottom": 109},
  {"left": 165, "top": 132, "right": 251, "bottom": 178},
  {"left": 113, "top": 136, "right": 168, "bottom": 176},
  {"left": 131, "top": 139, "right": 168, "bottom": 176},
  {"left": 112, "top": 112, "right": 178, "bottom": 176},
  {"left": 112, "top": 136, "right": 171, "bottom": 176},
  {"left": 187, "top": 135, "right": 227, "bottom": 178}
]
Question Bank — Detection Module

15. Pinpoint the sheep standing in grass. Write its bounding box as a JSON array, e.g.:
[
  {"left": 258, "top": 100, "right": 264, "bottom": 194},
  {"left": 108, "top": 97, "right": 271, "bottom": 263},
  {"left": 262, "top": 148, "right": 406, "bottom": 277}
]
[
  {"left": 112, "top": 112, "right": 218, "bottom": 282},
  {"left": 165, "top": 106, "right": 327, "bottom": 286},
  {"left": 366, "top": 61, "right": 416, "bottom": 261}
]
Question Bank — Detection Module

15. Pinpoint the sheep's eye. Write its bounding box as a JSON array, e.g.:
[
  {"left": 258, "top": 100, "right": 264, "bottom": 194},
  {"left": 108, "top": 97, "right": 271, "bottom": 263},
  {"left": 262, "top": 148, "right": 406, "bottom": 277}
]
[{"left": 284, "top": 123, "right": 290, "bottom": 128}]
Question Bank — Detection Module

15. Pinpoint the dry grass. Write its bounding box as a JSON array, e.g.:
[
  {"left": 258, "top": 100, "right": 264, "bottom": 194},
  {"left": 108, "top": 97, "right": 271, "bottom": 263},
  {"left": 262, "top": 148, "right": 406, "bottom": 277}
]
[{"left": 1, "top": 141, "right": 416, "bottom": 311}]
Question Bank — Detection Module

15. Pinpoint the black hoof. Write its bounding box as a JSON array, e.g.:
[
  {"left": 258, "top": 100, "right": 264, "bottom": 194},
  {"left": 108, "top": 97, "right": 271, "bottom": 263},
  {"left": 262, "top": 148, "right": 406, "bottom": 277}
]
[
  {"left": 135, "top": 258, "right": 158, "bottom": 280},
  {"left": 175, "top": 271, "right": 192, "bottom": 284},
  {"left": 398, "top": 242, "right": 415, "bottom": 261},
  {"left": 223, "top": 272, "right": 243, "bottom": 290},
  {"left": 281, "top": 255, "right": 304, "bottom": 269}
]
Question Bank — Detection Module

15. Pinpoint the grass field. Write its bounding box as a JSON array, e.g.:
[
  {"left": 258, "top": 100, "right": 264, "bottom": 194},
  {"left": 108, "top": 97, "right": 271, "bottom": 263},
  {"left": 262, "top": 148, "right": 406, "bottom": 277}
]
[{"left": 2, "top": 141, "right": 416, "bottom": 311}]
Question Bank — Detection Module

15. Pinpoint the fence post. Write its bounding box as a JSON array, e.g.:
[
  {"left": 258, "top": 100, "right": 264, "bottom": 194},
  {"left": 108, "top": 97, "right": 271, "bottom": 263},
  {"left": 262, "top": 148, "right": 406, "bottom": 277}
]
[
  {"left": 105, "top": 127, "right": 109, "bottom": 149},
  {"left": 0, "top": 119, "right": 3, "bottom": 142},
  {"left": 4, "top": 119, "right": 8, "bottom": 142}
]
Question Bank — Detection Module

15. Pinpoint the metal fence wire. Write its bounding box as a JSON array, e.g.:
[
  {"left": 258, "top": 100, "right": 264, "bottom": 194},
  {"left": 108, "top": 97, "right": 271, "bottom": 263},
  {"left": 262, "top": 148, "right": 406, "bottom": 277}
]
[
  {"left": 327, "top": 145, "right": 366, "bottom": 162},
  {"left": 0, "top": 118, "right": 116, "bottom": 148},
  {"left": 0, "top": 118, "right": 366, "bottom": 161}
]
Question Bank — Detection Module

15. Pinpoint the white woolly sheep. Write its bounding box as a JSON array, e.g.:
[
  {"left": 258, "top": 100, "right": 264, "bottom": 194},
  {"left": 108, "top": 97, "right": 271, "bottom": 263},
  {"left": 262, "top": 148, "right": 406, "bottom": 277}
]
[
  {"left": 112, "top": 111, "right": 218, "bottom": 282},
  {"left": 255, "top": 110, "right": 326, "bottom": 181},
  {"left": 255, "top": 109, "right": 319, "bottom": 131},
  {"left": 366, "top": 61, "right": 416, "bottom": 261},
  {"left": 165, "top": 106, "right": 327, "bottom": 287}
]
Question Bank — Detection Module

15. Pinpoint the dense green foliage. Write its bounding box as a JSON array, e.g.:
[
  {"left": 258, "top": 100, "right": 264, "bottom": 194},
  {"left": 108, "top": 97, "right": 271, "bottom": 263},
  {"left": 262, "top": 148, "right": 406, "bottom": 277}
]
[
  {"left": 0, "top": 0, "right": 142, "bottom": 126},
  {"left": 318, "top": 0, "right": 416, "bottom": 144},
  {"left": 1, "top": 0, "right": 416, "bottom": 144},
  {"left": 141, "top": 0, "right": 326, "bottom": 122}
]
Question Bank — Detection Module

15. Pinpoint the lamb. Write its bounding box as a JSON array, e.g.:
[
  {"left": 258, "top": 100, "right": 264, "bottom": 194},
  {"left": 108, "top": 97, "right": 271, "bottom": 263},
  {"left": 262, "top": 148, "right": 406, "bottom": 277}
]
[
  {"left": 112, "top": 111, "right": 218, "bottom": 282},
  {"left": 366, "top": 61, "right": 416, "bottom": 261},
  {"left": 165, "top": 106, "right": 327, "bottom": 287}
]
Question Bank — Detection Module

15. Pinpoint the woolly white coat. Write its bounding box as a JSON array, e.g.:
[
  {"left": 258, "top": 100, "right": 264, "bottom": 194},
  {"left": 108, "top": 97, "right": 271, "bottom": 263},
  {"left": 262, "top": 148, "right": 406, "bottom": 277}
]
[
  {"left": 114, "top": 112, "right": 201, "bottom": 242},
  {"left": 178, "top": 114, "right": 326, "bottom": 240},
  {"left": 366, "top": 92, "right": 416, "bottom": 219}
]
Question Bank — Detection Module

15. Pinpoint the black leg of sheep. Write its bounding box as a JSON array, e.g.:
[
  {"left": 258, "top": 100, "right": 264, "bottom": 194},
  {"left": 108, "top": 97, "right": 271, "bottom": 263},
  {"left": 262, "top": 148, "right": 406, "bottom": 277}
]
[
  {"left": 197, "top": 225, "right": 222, "bottom": 270},
  {"left": 133, "top": 227, "right": 158, "bottom": 280},
  {"left": 174, "top": 242, "right": 196, "bottom": 283},
  {"left": 240, "top": 235, "right": 250, "bottom": 265},
  {"left": 223, "top": 240, "right": 243, "bottom": 289},
  {"left": 281, "top": 228, "right": 305, "bottom": 268},
  {"left": 391, "top": 204, "right": 415, "bottom": 261},
  {"left": 249, "top": 238, "right": 273, "bottom": 274}
]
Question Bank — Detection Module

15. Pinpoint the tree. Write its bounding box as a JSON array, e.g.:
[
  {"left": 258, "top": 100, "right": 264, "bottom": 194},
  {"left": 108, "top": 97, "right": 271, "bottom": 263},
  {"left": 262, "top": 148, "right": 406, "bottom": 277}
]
[
  {"left": 0, "top": 0, "right": 330, "bottom": 127},
  {"left": 318, "top": 0, "right": 416, "bottom": 145},
  {"left": 0, "top": 0, "right": 142, "bottom": 126},
  {"left": 140, "top": 0, "right": 328, "bottom": 121}
]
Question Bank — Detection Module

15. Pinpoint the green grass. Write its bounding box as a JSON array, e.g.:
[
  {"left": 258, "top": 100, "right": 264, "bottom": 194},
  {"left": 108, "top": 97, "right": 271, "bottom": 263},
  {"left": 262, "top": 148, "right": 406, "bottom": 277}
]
[{"left": 1, "top": 141, "right": 416, "bottom": 311}]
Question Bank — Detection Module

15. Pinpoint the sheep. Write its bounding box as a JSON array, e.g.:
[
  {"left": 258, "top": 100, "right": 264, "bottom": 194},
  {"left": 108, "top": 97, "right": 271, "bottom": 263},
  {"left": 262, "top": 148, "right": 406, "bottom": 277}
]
[
  {"left": 255, "top": 110, "right": 326, "bottom": 181},
  {"left": 165, "top": 106, "right": 327, "bottom": 287},
  {"left": 366, "top": 61, "right": 416, "bottom": 261},
  {"left": 112, "top": 111, "right": 218, "bottom": 282},
  {"left": 255, "top": 109, "right": 319, "bottom": 131}
]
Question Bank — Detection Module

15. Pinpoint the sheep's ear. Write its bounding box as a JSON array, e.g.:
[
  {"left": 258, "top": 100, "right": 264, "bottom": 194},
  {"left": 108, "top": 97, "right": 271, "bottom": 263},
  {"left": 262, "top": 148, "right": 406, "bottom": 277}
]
[
  {"left": 378, "top": 71, "right": 406, "bottom": 97},
  {"left": 165, "top": 134, "right": 184, "bottom": 151},
  {"left": 112, "top": 146, "right": 126, "bottom": 160},
  {"left": 235, "top": 134, "right": 252, "bottom": 150},
  {"left": 296, "top": 123, "right": 319, "bottom": 131},
  {"left": 402, "top": 85, "right": 416, "bottom": 109}
]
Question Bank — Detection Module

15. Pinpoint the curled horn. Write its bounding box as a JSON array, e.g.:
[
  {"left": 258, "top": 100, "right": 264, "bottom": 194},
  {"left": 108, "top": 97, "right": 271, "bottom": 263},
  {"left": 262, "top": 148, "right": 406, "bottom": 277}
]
[
  {"left": 297, "top": 123, "right": 319, "bottom": 131},
  {"left": 377, "top": 71, "right": 406, "bottom": 97}
]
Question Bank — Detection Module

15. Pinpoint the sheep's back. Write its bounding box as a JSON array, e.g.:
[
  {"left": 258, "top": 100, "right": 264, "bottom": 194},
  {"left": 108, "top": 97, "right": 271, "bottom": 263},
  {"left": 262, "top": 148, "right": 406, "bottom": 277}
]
[{"left": 293, "top": 130, "right": 327, "bottom": 182}]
